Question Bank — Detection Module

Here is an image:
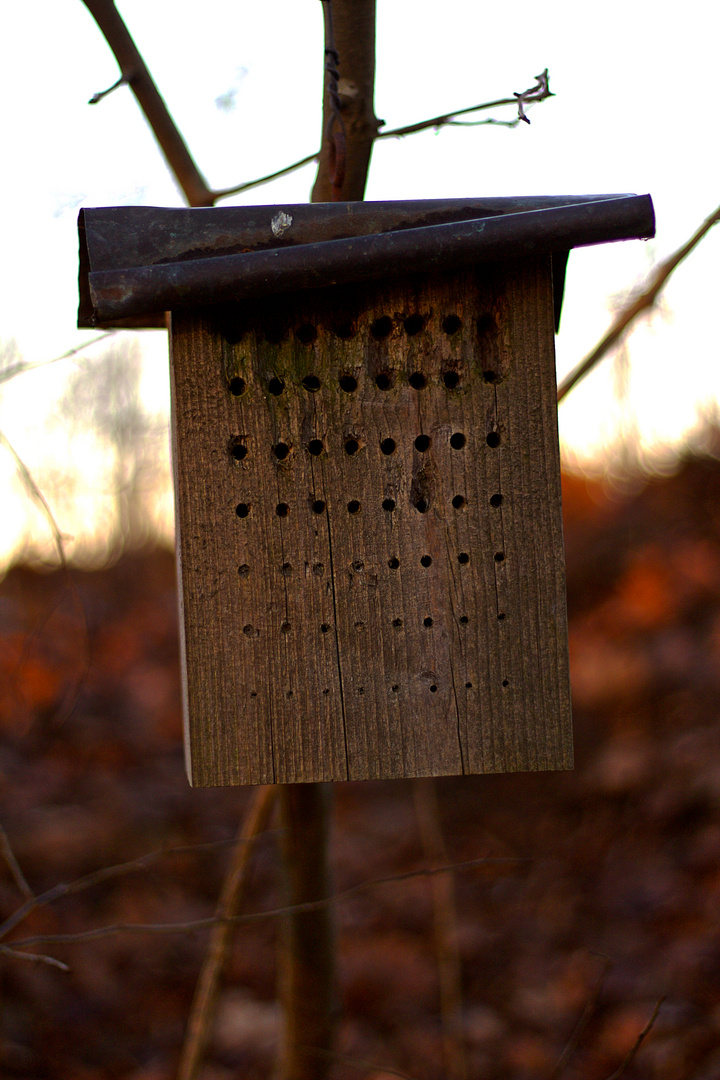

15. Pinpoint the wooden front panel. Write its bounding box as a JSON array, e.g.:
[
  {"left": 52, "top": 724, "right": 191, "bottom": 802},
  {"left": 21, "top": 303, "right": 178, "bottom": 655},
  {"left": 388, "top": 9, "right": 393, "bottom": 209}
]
[{"left": 170, "top": 258, "right": 572, "bottom": 785}]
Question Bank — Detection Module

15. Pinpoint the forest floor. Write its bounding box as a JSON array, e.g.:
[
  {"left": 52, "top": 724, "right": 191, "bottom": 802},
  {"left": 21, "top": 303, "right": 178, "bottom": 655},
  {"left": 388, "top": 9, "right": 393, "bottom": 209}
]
[{"left": 1, "top": 450, "right": 720, "bottom": 1080}]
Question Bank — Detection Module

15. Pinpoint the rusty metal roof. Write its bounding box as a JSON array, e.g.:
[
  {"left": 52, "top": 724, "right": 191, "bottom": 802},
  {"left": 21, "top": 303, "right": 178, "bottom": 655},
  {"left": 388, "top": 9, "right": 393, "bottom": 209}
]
[{"left": 78, "top": 194, "right": 654, "bottom": 330}]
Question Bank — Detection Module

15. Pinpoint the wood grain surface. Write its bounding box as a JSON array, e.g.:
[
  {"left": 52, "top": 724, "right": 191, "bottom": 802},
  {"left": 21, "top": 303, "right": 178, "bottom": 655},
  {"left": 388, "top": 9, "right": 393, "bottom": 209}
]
[{"left": 170, "top": 257, "right": 572, "bottom": 785}]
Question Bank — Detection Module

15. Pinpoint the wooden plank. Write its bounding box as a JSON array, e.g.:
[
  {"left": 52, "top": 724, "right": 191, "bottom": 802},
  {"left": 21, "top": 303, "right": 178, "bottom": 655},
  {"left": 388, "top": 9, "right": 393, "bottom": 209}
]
[{"left": 170, "top": 257, "right": 572, "bottom": 785}]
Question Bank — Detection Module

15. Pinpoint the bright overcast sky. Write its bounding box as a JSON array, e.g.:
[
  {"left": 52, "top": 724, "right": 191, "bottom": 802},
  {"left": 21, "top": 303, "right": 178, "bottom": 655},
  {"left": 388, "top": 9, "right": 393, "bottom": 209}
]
[{"left": 1, "top": 1, "right": 719, "bottom": 562}]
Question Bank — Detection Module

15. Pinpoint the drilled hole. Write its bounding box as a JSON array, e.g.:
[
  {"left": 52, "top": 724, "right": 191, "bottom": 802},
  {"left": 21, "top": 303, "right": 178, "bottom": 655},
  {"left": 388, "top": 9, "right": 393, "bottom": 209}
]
[
  {"left": 498, "top": 612, "right": 506, "bottom": 620},
  {"left": 302, "top": 374, "right": 321, "bottom": 391},
  {"left": 414, "top": 434, "right": 431, "bottom": 452},
  {"left": 490, "top": 493, "right": 503, "bottom": 508},
  {"left": 388, "top": 557, "right": 399, "bottom": 569},
  {"left": 403, "top": 314, "right": 424, "bottom": 336},
  {"left": 296, "top": 324, "right": 317, "bottom": 345},
  {"left": 312, "top": 499, "right": 326, "bottom": 514},
  {"left": 450, "top": 432, "right": 466, "bottom": 450},
  {"left": 276, "top": 503, "right": 290, "bottom": 517},
  {"left": 391, "top": 684, "right": 399, "bottom": 693},
  {"left": 235, "top": 503, "right": 250, "bottom": 518},
  {"left": 452, "top": 495, "right": 465, "bottom": 510},
  {"left": 339, "top": 374, "right": 358, "bottom": 392},
  {"left": 382, "top": 498, "right": 396, "bottom": 512},
  {"left": 323, "top": 688, "right": 330, "bottom": 695},
  {"left": 502, "top": 679, "right": 509, "bottom": 687},
  {"left": 429, "top": 684, "right": 438, "bottom": 693},
  {"left": 392, "top": 618, "right": 403, "bottom": 628},
  {"left": 231, "top": 443, "right": 248, "bottom": 461},
  {"left": 420, "top": 555, "right": 432, "bottom": 567},
  {"left": 380, "top": 437, "right": 396, "bottom": 455},
  {"left": 334, "top": 321, "right": 355, "bottom": 339},
  {"left": 308, "top": 439, "right": 324, "bottom": 456},
  {"left": 344, "top": 438, "right": 360, "bottom": 456},
  {"left": 409, "top": 371, "right": 426, "bottom": 389},
  {"left": 375, "top": 372, "right": 393, "bottom": 390},
  {"left": 443, "top": 370, "right": 460, "bottom": 389},
  {"left": 286, "top": 690, "right": 293, "bottom": 698},
  {"left": 423, "top": 617, "right": 434, "bottom": 627},
  {"left": 273, "top": 442, "right": 290, "bottom": 460},
  {"left": 282, "top": 562, "right": 292, "bottom": 573},
  {"left": 238, "top": 564, "right": 250, "bottom": 577},
  {"left": 465, "top": 681, "right": 473, "bottom": 689},
  {"left": 486, "top": 432, "right": 501, "bottom": 448},
  {"left": 250, "top": 691, "right": 257, "bottom": 698},
  {"left": 268, "top": 376, "right": 284, "bottom": 395},
  {"left": 352, "top": 561, "right": 364, "bottom": 572},
  {"left": 281, "top": 621, "right": 291, "bottom": 633},
  {"left": 229, "top": 376, "right": 246, "bottom": 395},
  {"left": 371, "top": 315, "right": 393, "bottom": 339},
  {"left": 483, "top": 369, "right": 499, "bottom": 384},
  {"left": 415, "top": 498, "right": 428, "bottom": 514},
  {"left": 243, "top": 624, "right": 255, "bottom": 636},
  {"left": 347, "top": 500, "right": 361, "bottom": 515},
  {"left": 458, "top": 552, "right": 470, "bottom": 564},
  {"left": 442, "top": 314, "right": 462, "bottom": 335},
  {"left": 494, "top": 551, "right": 505, "bottom": 563},
  {"left": 320, "top": 623, "right": 330, "bottom": 633},
  {"left": 459, "top": 615, "right": 469, "bottom": 624}
]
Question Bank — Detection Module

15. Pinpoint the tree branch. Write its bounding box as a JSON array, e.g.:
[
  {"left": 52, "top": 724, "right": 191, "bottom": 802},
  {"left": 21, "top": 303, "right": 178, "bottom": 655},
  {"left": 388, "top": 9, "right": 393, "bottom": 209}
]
[
  {"left": 0, "top": 825, "right": 34, "bottom": 902},
  {"left": 557, "top": 202, "right": 720, "bottom": 403},
  {"left": 605, "top": 997, "right": 665, "bottom": 1080},
  {"left": 81, "top": 0, "right": 214, "bottom": 206}
]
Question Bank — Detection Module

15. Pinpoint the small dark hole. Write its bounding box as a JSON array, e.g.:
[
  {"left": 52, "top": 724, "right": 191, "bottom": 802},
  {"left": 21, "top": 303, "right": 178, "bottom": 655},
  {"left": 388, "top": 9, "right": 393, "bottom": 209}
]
[
  {"left": 391, "top": 684, "right": 399, "bottom": 692},
  {"left": 320, "top": 623, "right": 330, "bottom": 633},
  {"left": 229, "top": 376, "right": 246, "bottom": 396},
  {"left": 243, "top": 624, "right": 254, "bottom": 637},
  {"left": 502, "top": 679, "right": 509, "bottom": 687},
  {"left": 415, "top": 498, "right": 428, "bottom": 514},
  {"left": 490, "top": 493, "right": 503, "bottom": 508},
  {"left": 442, "top": 314, "right": 462, "bottom": 335},
  {"left": 486, "top": 432, "right": 501, "bottom": 448},
  {"left": 231, "top": 443, "right": 248, "bottom": 461},
  {"left": 344, "top": 438, "right": 359, "bottom": 456},
  {"left": 273, "top": 442, "right": 290, "bottom": 460},
  {"left": 452, "top": 495, "right": 465, "bottom": 509},
  {"left": 286, "top": 690, "right": 293, "bottom": 698},
  {"left": 235, "top": 503, "right": 250, "bottom": 518},
  {"left": 443, "top": 370, "right": 460, "bottom": 389},
  {"left": 334, "top": 321, "right": 355, "bottom": 339},
  {"left": 250, "top": 691, "right": 257, "bottom": 698},
  {"left": 458, "top": 552, "right": 470, "bottom": 565},
  {"left": 388, "top": 557, "right": 399, "bottom": 569},
  {"left": 347, "top": 500, "right": 361, "bottom": 514},
  {"left": 323, "top": 688, "right": 330, "bottom": 695},
  {"left": 312, "top": 499, "right": 326, "bottom": 514},
  {"left": 494, "top": 552, "right": 505, "bottom": 563},
  {"left": 281, "top": 621, "right": 291, "bottom": 633},
  {"left": 403, "top": 314, "right": 424, "bottom": 336},
  {"left": 414, "top": 434, "right": 431, "bottom": 452},
  {"left": 302, "top": 374, "right": 321, "bottom": 391},
  {"left": 238, "top": 564, "right": 250, "bottom": 577},
  {"left": 420, "top": 555, "right": 432, "bottom": 567},
  {"left": 382, "top": 498, "right": 396, "bottom": 512},
  {"left": 380, "top": 438, "right": 396, "bottom": 455},
  {"left": 465, "top": 681, "right": 473, "bottom": 689},
  {"left": 352, "top": 561, "right": 364, "bottom": 572},
  {"left": 483, "top": 369, "right": 499, "bottom": 384},
  {"left": 375, "top": 372, "right": 393, "bottom": 390},
  {"left": 392, "top": 618, "right": 403, "bottom": 628},
  {"left": 429, "top": 685, "right": 438, "bottom": 693},
  {"left": 276, "top": 503, "right": 290, "bottom": 517},
  {"left": 282, "top": 562, "right": 292, "bottom": 573},
  {"left": 268, "top": 377, "right": 285, "bottom": 396},
  {"left": 450, "top": 432, "right": 466, "bottom": 450},
  {"left": 371, "top": 315, "right": 393, "bottom": 339},
  {"left": 409, "top": 371, "right": 427, "bottom": 390},
  {"left": 459, "top": 615, "right": 469, "bottom": 624},
  {"left": 498, "top": 612, "right": 506, "bottom": 620},
  {"left": 423, "top": 617, "right": 434, "bottom": 628},
  {"left": 339, "top": 374, "right": 358, "bottom": 392},
  {"left": 358, "top": 687, "right": 364, "bottom": 694},
  {"left": 296, "top": 324, "right": 317, "bottom": 345},
  {"left": 308, "top": 439, "right": 324, "bottom": 456}
]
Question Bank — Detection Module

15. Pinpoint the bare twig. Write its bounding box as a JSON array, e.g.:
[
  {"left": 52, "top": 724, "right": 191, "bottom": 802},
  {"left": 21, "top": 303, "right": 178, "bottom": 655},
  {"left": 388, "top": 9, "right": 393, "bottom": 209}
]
[
  {"left": 0, "top": 945, "right": 69, "bottom": 971},
  {"left": 413, "top": 779, "right": 466, "bottom": 1080},
  {"left": 605, "top": 996, "right": 665, "bottom": 1080},
  {"left": 0, "top": 332, "right": 117, "bottom": 388},
  {"left": 0, "top": 430, "right": 68, "bottom": 568},
  {"left": 0, "top": 825, "right": 34, "bottom": 902},
  {"left": 557, "top": 202, "right": 720, "bottom": 403},
  {"left": 549, "top": 960, "right": 611, "bottom": 1079},
  {"left": 178, "top": 786, "right": 277, "bottom": 1080},
  {"left": 88, "top": 74, "right": 127, "bottom": 105}
]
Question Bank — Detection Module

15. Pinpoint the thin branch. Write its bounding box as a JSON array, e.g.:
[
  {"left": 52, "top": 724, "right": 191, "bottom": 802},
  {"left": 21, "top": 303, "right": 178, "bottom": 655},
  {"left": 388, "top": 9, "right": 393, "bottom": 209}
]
[
  {"left": 549, "top": 960, "right": 611, "bottom": 1079},
  {"left": 88, "top": 74, "right": 127, "bottom": 105},
  {"left": 557, "top": 202, "right": 720, "bottom": 403},
  {"left": 213, "top": 69, "right": 552, "bottom": 203},
  {"left": 0, "top": 430, "right": 68, "bottom": 569},
  {"left": 178, "top": 785, "right": 277, "bottom": 1080},
  {"left": 0, "top": 826, "right": 34, "bottom": 902},
  {"left": 0, "top": 333, "right": 117, "bottom": 387},
  {"left": 605, "top": 996, "right": 665, "bottom": 1080},
  {"left": 0, "top": 945, "right": 69, "bottom": 971}
]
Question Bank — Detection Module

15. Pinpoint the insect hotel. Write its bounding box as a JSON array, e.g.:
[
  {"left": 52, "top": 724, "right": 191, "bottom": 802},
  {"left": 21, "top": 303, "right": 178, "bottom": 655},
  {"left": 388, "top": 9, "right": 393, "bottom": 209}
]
[{"left": 79, "top": 194, "right": 654, "bottom": 786}]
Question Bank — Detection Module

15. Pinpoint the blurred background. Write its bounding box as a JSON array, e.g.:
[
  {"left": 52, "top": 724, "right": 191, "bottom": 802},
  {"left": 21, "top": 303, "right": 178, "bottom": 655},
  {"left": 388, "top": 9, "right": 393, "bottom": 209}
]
[{"left": 1, "top": 3, "right": 720, "bottom": 1078}]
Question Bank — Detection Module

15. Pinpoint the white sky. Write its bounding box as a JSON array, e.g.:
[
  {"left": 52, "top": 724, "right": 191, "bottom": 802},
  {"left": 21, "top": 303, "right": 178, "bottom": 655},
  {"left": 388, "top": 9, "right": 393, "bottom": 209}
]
[{"left": 1, "top": 1, "right": 719, "bottom": 564}]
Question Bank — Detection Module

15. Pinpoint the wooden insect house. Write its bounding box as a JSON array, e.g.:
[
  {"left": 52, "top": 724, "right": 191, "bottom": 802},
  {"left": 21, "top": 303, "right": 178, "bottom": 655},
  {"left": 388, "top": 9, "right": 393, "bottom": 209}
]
[{"left": 79, "top": 194, "right": 654, "bottom": 786}]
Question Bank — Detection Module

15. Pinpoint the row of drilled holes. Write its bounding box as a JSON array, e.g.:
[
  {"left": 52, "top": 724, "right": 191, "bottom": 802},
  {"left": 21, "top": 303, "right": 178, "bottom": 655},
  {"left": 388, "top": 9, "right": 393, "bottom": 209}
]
[
  {"left": 236, "top": 493, "right": 503, "bottom": 518},
  {"left": 241, "top": 614, "right": 506, "bottom": 634},
  {"left": 237, "top": 552, "right": 505, "bottom": 575},
  {"left": 246, "top": 680, "right": 497, "bottom": 699},
  {"left": 225, "top": 311, "right": 491, "bottom": 348},
  {"left": 231, "top": 430, "right": 500, "bottom": 463},
  {"left": 228, "top": 367, "right": 502, "bottom": 397}
]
